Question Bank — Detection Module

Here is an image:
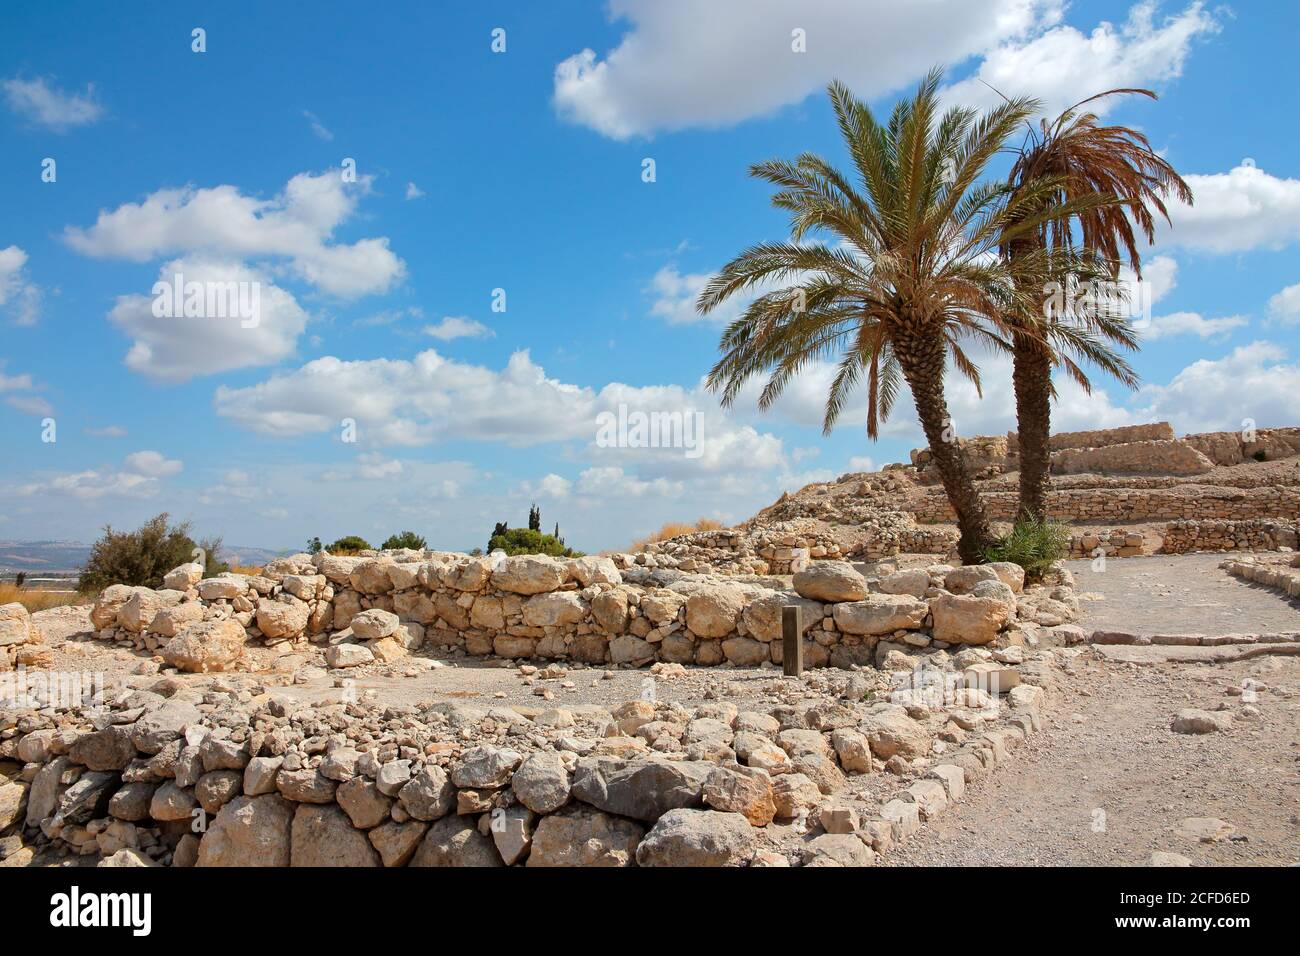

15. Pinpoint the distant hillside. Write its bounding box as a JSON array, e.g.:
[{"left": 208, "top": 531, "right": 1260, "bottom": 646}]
[{"left": 0, "top": 540, "right": 287, "bottom": 575}]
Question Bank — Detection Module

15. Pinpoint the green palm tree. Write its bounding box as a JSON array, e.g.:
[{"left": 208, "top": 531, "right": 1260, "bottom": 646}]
[
  {"left": 1004, "top": 89, "right": 1192, "bottom": 521},
  {"left": 699, "top": 72, "right": 1081, "bottom": 564}
]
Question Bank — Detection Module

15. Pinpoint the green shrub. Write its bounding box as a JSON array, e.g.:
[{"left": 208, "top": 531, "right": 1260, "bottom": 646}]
[
  {"left": 487, "top": 527, "right": 581, "bottom": 558},
  {"left": 980, "top": 518, "right": 1069, "bottom": 581},
  {"left": 78, "top": 513, "right": 227, "bottom": 593},
  {"left": 381, "top": 531, "right": 427, "bottom": 550},
  {"left": 327, "top": 535, "right": 372, "bottom": 555}
]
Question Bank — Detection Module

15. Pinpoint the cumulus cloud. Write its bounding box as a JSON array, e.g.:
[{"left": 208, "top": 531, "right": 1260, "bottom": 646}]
[
  {"left": 1266, "top": 282, "right": 1300, "bottom": 324},
  {"left": 85, "top": 425, "right": 128, "bottom": 438},
  {"left": 1133, "top": 341, "right": 1300, "bottom": 433},
  {"left": 0, "top": 245, "right": 42, "bottom": 326},
  {"left": 106, "top": 256, "right": 310, "bottom": 382},
  {"left": 423, "top": 316, "right": 493, "bottom": 341},
  {"left": 1158, "top": 163, "right": 1300, "bottom": 254},
  {"left": 1141, "top": 311, "right": 1248, "bottom": 341},
  {"left": 13, "top": 450, "right": 183, "bottom": 501},
  {"left": 65, "top": 170, "right": 405, "bottom": 298},
  {"left": 405, "top": 182, "right": 425, "bottom": 200},
  {"left": 355, "top": 452, "right": 403, "bottom": 480},
  {"left": 214, "top": 348, "right": 787, "bottom": 484},
  {"left": 123, "top": 450, "right": 183, "bottom": 477},
  {"left": 553, "top": 0, "right": 1052, "bottom": 139},
  {"left": 3, "top": 75, "right": 103, "bottom": 129},
  {"left": 943, "top": 1, "right": 1219, "bottom": 117}
]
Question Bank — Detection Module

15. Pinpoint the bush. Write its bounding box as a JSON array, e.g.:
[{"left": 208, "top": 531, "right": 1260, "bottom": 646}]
[
  {"left": 381, "top": 531, "right": 427, "bottom": 550},
  {"left": 78, "top": 513, "right": 228, "bottom": 593},
  {"left": 327, "top": 535, "right": 372, "bottom": 555},
  {"left": 980, "top": 518, "right": 1069, "bottom": 581},
  {"left": 627, "top": 518, "right": 725, "bottom": 552},
  {"left": 487, "top": 527, "right": 581, "bottom": 558}
]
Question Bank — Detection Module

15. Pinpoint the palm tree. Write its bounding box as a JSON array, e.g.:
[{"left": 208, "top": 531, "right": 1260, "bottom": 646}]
[
  {"left": 1003, "top": 89, "right": 1193, "bottom": 521},
  {"left": 699, "top": 72, "right": 1076, "bottom": 564}
]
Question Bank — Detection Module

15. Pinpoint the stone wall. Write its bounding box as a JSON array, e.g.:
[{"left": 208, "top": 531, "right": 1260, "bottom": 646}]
[
  {"left": 912, "top": 485, "right": 1300, "bottom": 525},
  {"left": 1045, "top": 422, "right": 1175, "bottom": 452},
  {"left": 1184, "top": 428, "right": 1300, "bottom": 467},
  {"left": 1159, "top": 520, "right": 1298, "bottom": 554},
  {"left": 61, "top": 553, "right": 1074, "bottom": 679},
  {"left": 1050, "top": 439, "right": 1214, "bottom": 476},
  {"left": 1, "top": 634, "right": 1058, "bottom": 868}
]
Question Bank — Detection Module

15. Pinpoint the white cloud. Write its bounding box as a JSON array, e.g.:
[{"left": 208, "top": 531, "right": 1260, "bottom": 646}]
[
  {"left": 3, "top": 76, "right": 103, "bottom": 130},
  {"left": 405, "top": 182, "right": 425, "bottom": 200},
  {"left": 576, "top": 467, "right": 683, "bottom": 499},
  {"left": 526, "top": 473, "right": 574, "bottom": 499},
  {"left": 0, "top": 245, "right": 42, "bottom": 326},
  {"left": 1266, "top": 282, "right": 1300, "bottom": 324},
  {"left": 302, "top": 110, "right": 333, "bottom": 141},
  {"left": 12, "top": 451, "right": 183, "bottom": 501},
  {"left": 123, "top": 450, "right": 184, "bottom": 477},
  {"left": 1142, "top": 311, "right": 1247, "bottom": 340},
  {"left": 553, "top": 0, "right": 1052, "bottom": 139},
  {"left": 215, "top": 349, "right": 788, "bottom": 484},
  {"left": 1134, "top": 341, "right": 1300, "bottom": 432},
  {"left": 423, "top": 316, "right": 493, "bottom": 341},
  {"left": 84, "top": 425, "right": 128, "bottom": 438},
  {"left": 848, "top": 456, "right": 875, "bottom": 471},
  {"left": 648, "top": 265, "right": 713, "bottom": 325},
  {"left": 1118, "top": 254, "right": 1178, "bottom": 309},
  {"left": 355, "top": 452, "right": 403, "bottom": 480},
  {"left": 0, "top": 360, "right": 50, "bottom": 415},
  {"left": 1159, "top": 163, "right": 1300, "bottom": 253},
  {"left": 65, "top": 170, "right": 405, "bottom": 298},
  {"left": 943, "top": 1, "right": 1219, "bottom": 117},
  {"left": 106, "top": 256, "right": 310, "bottom": 382},
  {"left": 4, "top": 394, "right": 53, "bottom": 417}
]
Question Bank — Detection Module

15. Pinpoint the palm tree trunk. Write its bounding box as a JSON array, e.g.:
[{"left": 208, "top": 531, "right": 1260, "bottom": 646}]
[
  {"left": 895, "top": 330, "right": 993, "bottom": 564},
  {"left": 1012, "top": 330, "right": 1053, "bottom": 521}
]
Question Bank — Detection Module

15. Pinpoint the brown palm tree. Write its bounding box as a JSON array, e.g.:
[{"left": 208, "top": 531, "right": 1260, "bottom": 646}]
[
  {"left": 1004, "top": 89, "right": 1193, "bottom": 520},
  {"left": 699, "top": 73, "right": 1086, "bottom": 564}
]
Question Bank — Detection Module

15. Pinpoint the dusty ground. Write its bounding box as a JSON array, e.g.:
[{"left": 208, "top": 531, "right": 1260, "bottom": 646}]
[
  {"left": 1066, "top": 552, "right": 1300, "bottom": 635},
  {"left": 21, "top": 551, "right": 1300, "bottom": 867},
  {"left": 891, "top": 552, "right": 1300, "bottom": 866}
]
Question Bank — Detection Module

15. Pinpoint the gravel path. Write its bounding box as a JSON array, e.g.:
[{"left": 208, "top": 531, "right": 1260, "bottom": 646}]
[
  {"left": 889, "top": 650, "right": 1299, "bottom": 866},
  {"left": 1066, "top": 552, "right": 1300, "bottom": 635}
]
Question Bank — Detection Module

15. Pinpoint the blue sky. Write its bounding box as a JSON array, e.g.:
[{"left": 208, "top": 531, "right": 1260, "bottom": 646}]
[{"left": 1, "top": 0, "right": 1298, "bottom": 554}]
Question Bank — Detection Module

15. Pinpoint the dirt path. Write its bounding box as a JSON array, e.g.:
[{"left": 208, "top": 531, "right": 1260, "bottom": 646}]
[
  {"left": 1066, "top": 552, "right": 1300, "bottom": 635},
  {"left": 890, "top": 649, "right": 1299, "bottom": 866}
]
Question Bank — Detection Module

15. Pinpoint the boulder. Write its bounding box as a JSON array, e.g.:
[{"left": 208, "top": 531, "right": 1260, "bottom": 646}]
[
  {"left": 163, "top": 563, "right": 204, "bottom": 591},
  {"left": 68, "top": 725, "right": 137, "bottom": 771},
  {"left": 450, "top": 745, "right": 522, "bottom": 789},
  {"left": 368, "top": 819, "right": 429, "bottom": 867},
  {"left": 325, "top": 643, "right": 374, "bottom": 668},
  {"left": 929, "top": 593, "right": 1012, "bottom": 645},
  {"left": 740, "top": 593, "right": 823, "bottom": 641},
  {"left": 590, "top": 590, "right": 630, "bottom": 634},
  {"left": 161, "top": 619, "right": 247, "bottom": 673},
  {"left": 195, "top": 790, "right": 295, "bottom": 868},
  {"left": 130, "top": 699, "right": 202, "bottom": 754},
  {"left": 398, "top": 766, "right": 456, "bottom": 821},
  {"left": 527, "top": 806, "right": 644, "bottom": 867},
  {"left": 196, "top": 575, "right": 248, "bottom": 601},
  {"left": 685, "top": 586, "right": 746, "bottom": 638},
  {"left": 792, "top": 561, "right": 868, "bottom": 602},
  {"left": 350, "top": 608, "right": 399, "bottom": 640},
  {"left": 146, "top": 601, "right": 205, "bottom": 638},
  {"left": 833, "top": 595, "right": 929, "bottom": 636},
  {"left": 0, "top": 603, "right": 35, "bottom": 646},
  {"left": 571, "top": 757, "right": 711, "bottom": 822},
  {"left": 859, "top": 706, "right": 932, "bottom": 759},
  {"left": 635, "top": 809, "right": 755, "bottom": 867},
  {"left": 291, "top": 804, "right": 381, "bottom": 866},
  {"left": 255, "top": 601, "right": 310, "bottom": 640},
  {"left": 410, "top": 815, "right": 503, "bottom": 867},
  {"left": 522, "top": 592, "right": 587, "bottom": 628},
  {"left": 878, "top": 569, "right": 931, "bottom": 598},
  {"left": 491, "top": 555, "right": 567, "bottom": 595},
  {"left": 567, "top": 556, "right": 621, "bottom": 586},
  {"left": 511, "top": 753, "right": 572, "bottom": 814},
  {"left": 702, "top": 765, "right": 776, "bottom": 826},
  {"left": 1171, "top": 709, "right": 1233, "bottom": 735},
  {"left": 90, "top": 584, "right": 135, "bottom": 629}
]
